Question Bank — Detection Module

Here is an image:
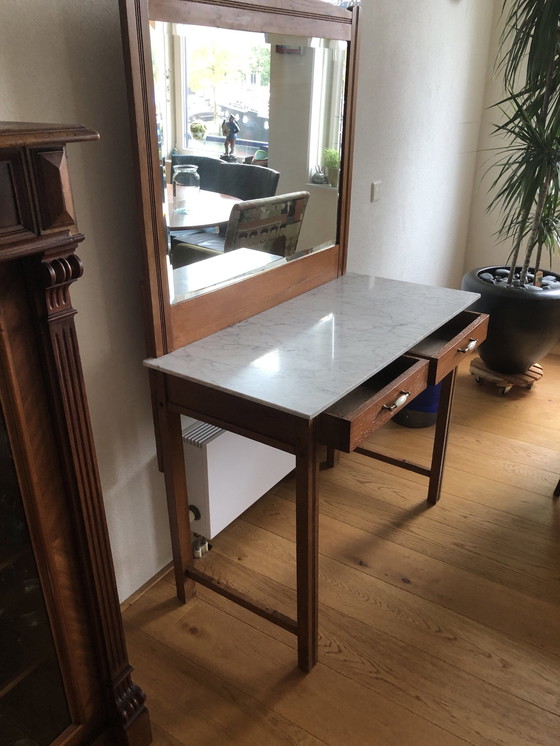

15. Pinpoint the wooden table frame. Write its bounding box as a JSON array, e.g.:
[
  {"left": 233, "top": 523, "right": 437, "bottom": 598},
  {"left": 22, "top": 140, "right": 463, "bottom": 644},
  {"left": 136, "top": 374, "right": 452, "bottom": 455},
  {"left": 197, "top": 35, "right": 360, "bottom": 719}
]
[
  {"left": 147, "top": 274, "right": 489, "bottom": 673},
  {"left": 152, "top": 358, "right": 460, "bottom": 673}
]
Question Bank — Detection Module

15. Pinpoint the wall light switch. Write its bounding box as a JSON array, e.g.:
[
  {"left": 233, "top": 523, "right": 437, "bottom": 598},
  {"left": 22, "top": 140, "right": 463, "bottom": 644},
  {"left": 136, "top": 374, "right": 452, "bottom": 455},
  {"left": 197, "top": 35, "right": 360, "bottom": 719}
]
[{"left": 371, "top": 181, "right": 381, "bottom": 202}]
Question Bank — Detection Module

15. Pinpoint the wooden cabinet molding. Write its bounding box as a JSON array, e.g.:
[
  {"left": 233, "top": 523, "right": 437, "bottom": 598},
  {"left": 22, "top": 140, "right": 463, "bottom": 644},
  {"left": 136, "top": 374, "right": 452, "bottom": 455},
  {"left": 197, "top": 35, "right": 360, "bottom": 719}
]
[{"left": 0, "top": 122, "right": 152, "bottom": 745}]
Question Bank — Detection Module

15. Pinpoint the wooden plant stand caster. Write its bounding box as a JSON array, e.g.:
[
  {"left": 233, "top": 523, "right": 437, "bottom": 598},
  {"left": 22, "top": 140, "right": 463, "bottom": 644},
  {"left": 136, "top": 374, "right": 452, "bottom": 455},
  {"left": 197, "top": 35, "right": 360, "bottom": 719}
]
[{"left": 469, "top": 357, "right": 543, "bottom": 396}]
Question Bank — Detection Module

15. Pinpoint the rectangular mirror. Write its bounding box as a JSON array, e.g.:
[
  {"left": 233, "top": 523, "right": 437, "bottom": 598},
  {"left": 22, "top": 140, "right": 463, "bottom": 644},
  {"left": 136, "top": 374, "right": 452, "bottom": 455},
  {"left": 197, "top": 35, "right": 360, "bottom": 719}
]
[
  {"left": 151, "top": 21, "right": 347, "bottom": 303},
  {"left": 120, "top": 0, "right": 359, "bottom": 353}
]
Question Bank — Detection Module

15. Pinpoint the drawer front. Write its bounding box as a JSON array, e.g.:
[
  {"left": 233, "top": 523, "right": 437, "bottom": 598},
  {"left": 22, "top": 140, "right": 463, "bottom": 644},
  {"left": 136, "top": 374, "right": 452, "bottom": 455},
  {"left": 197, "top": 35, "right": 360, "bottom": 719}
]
[
  {"left": 410, "top": 311, "right": 489, "bottom": 384},
  {"left": 318, "top": 357, "right": 429, "bottom": 452}
]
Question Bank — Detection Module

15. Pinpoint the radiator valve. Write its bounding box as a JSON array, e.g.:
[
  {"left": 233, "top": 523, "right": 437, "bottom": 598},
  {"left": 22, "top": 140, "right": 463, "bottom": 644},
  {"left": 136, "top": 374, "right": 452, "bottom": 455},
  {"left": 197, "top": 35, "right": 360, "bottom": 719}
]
[
  {"left": 192, "top": 534, "right": 209, "bottom": 558},
  {"left": 188, "top": 504, "right": 201, "bottom": 522}
]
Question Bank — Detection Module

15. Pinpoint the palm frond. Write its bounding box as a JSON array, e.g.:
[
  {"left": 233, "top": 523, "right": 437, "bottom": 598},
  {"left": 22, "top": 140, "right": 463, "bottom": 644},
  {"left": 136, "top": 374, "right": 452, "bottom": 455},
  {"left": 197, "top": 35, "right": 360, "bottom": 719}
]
[{"left": 488, "top": 2, "right": 560, "bottom": 283}]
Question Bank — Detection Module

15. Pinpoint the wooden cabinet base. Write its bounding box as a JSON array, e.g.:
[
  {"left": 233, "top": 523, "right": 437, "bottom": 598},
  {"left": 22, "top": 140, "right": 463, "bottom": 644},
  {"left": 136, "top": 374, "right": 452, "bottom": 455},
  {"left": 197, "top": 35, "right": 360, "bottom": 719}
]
[{"left": 94, "top": 710, "right": 153, "bottom": 746}]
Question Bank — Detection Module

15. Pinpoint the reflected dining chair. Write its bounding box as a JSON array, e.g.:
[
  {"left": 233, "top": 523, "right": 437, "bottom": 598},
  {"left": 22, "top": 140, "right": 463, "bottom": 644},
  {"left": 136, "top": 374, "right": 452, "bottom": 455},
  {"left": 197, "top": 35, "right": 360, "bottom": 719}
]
[
  {"left": 170, "top": 191, "right": 310, "bottom": 267},
  {"left": 217, "top": 162, "right": 280, "bottom": 201},
  {"left": 168, "top": 157, "right": 280, "bottom": 252}
]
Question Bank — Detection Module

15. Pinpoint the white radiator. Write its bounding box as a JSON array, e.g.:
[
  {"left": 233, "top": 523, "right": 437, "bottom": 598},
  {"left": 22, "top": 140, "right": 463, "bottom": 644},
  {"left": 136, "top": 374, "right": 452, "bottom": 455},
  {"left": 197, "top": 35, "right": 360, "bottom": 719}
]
[{"left": 182, "top": 419, "right": 295, "bottom": 539}]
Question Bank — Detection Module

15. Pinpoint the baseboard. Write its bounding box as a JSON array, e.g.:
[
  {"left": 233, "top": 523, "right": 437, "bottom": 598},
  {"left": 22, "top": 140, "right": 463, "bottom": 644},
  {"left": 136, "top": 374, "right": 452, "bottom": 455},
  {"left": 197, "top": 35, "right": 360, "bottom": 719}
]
[{"left": 120, "top": 561, "right": 173, "bottom": 611}]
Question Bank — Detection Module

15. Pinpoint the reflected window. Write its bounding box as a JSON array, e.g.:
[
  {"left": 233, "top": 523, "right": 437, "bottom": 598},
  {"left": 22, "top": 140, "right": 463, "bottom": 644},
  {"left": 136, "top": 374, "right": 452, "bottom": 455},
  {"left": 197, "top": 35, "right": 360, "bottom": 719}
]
[
  {"left": 151, "top": 23, "right": 271, "bottom": 160},
  {"left": 180, "top": 26, "right": 271, "bottom": 158},
  {"left": 151, "top": 22, "right": 345, "bottom": 174},
  {"left": 308, "top": 38, "right": 346, "bottom": 179}
]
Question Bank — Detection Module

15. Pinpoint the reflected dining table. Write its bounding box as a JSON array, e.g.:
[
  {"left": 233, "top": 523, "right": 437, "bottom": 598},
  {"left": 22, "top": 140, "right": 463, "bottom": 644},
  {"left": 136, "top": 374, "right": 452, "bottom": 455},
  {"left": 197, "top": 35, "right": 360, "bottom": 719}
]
[{"left": 165, "top": 186, "right": 239, "bottom": 231}]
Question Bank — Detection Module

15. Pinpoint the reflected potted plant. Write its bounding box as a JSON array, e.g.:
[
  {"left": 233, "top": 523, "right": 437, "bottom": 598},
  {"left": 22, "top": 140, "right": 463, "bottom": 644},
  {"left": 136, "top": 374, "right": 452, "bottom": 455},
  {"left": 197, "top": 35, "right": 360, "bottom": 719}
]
[
  {"left": 189, "top": 120, "right": 207, "bottom": 143},
  {"left": 462, "top": 0, "right": 560, "bottom": 375},
  {"left": 323, "top": 147, "right": 340, "bottom": 188}
]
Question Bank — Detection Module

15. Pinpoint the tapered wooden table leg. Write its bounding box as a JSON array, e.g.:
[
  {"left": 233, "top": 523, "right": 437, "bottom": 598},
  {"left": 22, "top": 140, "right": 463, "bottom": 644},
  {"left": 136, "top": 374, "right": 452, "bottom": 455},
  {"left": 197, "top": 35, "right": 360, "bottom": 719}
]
[
  {"left": 295, "top": 421, "right": 319, "bottom": 672},
  {"left": 155, "top": 373, "right": 195, "bottom": 603},
  {"left": 427, "top": 368, "right": 456, "bottom": 505},
  {"left": 321, "top": 446, "right": 339, "bottom": 470}
]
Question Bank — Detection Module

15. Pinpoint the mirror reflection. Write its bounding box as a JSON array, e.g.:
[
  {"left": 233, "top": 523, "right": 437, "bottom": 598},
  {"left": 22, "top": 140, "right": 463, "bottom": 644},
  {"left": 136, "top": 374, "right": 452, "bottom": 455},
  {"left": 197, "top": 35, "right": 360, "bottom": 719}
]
[{"left": 150, "top": 21, "right": 347, "bottom": 302}]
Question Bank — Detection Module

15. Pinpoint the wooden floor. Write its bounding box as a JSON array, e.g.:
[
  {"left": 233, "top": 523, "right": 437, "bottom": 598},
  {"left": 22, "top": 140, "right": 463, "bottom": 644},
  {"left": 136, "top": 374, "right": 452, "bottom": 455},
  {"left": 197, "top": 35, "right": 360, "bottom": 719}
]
[{"left": 123, "top": 354, "right": 560, "bottom": 746}]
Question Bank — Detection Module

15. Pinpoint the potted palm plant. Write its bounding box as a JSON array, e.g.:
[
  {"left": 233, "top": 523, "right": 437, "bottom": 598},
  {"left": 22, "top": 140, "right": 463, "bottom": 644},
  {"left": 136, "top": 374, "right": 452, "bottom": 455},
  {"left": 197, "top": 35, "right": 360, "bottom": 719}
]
[{"left": 462, "top": 0, "right": 560, "bottom": 374}]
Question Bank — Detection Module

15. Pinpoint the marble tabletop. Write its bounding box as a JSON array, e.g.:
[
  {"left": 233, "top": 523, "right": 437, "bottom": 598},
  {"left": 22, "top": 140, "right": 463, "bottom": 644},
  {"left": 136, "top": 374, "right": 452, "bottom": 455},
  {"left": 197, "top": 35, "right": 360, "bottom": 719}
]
[{"left": 145, "top": 273, "right": 479, "bottom": 419}]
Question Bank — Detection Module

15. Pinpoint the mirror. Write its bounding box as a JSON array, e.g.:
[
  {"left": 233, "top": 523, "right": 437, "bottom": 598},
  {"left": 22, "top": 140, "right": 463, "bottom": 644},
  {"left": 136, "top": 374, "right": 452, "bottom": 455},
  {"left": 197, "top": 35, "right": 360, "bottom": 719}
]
[
  {"left": 120, "top": 0, "right": 359, "bottom": 353},
  {"left": 151, "top": 22, "right": 347, "bottom": 304}
]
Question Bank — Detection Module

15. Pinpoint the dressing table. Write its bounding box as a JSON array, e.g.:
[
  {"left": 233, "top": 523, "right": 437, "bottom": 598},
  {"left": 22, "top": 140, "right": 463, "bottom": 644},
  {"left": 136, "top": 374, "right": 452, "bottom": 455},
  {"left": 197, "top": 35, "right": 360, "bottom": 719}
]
[
  {"left": 120, "top": 0, "right": 488, "bottom": 674},
  {"left": 145, "top": 273, "right": 487, "bottom": 671}
]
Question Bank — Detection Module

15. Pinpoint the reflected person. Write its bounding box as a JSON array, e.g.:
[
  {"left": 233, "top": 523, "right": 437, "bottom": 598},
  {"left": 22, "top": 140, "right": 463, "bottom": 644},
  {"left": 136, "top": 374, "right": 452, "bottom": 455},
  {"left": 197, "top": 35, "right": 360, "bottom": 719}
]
[{"left": 222, "top": 115, "right": 240, "bottom": 158}]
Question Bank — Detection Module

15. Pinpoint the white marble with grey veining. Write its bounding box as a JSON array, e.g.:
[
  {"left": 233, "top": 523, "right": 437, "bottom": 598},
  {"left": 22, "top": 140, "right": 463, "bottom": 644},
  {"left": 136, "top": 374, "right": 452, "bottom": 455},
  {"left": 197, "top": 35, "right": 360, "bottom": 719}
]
[{"left": 145, "top": 273, "right": 480, "bottom": 419}]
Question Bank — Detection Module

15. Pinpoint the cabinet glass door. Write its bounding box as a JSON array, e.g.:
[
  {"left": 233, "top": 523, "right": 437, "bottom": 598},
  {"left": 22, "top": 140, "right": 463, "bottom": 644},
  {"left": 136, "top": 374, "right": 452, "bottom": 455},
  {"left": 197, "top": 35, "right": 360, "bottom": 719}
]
[{"left": 0, "top": 406, "right": 71, "bottom": 746}]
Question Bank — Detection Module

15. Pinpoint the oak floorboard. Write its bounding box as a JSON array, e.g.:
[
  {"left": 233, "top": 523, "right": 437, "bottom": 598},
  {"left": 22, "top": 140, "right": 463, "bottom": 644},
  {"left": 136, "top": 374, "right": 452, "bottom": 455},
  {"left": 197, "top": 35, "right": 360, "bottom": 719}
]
[
  {"left": 123, "top": 353, "right": 560, "bottom": 746},
  {"left": 197, "top": 573, "right": 560, "bottom": 740},
  {"left": 201, "top": 519, "right": 560, "bottom": 708},
  {"left": 357, "top": 453, "right": 560, "bottom": 533},
  {"left": 447, "top": 355, "right": 560, "bottom": 447},
  {"left": 240, "top": 491, "right": 560, "bottom": 657},
  {"left": 126, "top": 582, "right": 467, "bottom": 746},
  {"left": 127, "top": 559, "right": 559, "bottom": 746},
  {"left": 362, "top": 421, "right": 559, "bottom": 496},
  {"left": 272, "top": 469, "right": 560, "bottom": 605},
  {"left": 149, "top": 723, "right": 188, "bottom": 746},
  {"left": 125, "top": 624, "right": 326, "bottom": 746}
]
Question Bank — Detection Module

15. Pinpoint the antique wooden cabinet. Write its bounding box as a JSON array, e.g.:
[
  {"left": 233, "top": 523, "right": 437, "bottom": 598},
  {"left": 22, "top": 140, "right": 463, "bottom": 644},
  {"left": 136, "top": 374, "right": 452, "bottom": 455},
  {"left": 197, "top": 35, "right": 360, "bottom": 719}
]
[{"left": 0, "top": 123, "right": 151, "bottom": 745}]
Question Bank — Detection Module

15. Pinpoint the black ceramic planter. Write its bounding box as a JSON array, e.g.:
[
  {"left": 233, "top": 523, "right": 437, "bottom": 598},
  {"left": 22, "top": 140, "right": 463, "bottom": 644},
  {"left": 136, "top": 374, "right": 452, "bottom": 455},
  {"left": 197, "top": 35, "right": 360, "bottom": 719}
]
[{"left": 461, "top": 266, "right": 560, "bottom": 374}]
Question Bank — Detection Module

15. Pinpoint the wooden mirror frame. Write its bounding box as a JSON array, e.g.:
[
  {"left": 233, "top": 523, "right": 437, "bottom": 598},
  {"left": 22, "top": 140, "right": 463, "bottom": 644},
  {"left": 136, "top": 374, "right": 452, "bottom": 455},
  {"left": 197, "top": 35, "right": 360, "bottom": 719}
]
[{"left": 119, "top": 0, "right": 360, "bottom": 356}]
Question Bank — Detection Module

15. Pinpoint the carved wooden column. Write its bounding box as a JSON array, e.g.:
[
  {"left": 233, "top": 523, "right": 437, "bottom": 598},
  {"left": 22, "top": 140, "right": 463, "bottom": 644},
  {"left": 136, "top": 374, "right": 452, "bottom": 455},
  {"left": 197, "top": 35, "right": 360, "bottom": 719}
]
[{"left": 0, "top": 122, "right": 151, "bottom": 745}]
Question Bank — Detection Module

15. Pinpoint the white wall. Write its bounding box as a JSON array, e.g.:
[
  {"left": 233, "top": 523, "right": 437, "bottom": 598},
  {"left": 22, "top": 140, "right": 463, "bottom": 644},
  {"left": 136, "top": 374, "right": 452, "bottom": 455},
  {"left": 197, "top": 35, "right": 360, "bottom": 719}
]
[
  {"left": 0, "top": 0, "right": 502, "bottom": 599},
  {"left": 268, "top": 40, "right": 339, "bottom": 250},
  {"left": 0, "top": 0, "right": 171, "bottom": 600},
  {"left": 348, "top": 0, "right": 496, "bottom": 288}
]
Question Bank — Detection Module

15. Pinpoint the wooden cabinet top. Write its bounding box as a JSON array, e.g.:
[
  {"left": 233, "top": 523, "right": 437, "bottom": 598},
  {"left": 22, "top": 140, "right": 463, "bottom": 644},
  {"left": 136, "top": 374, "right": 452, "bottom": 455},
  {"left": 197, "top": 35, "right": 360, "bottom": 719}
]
[{"left": 0, "top": 122, "right": 99, "bottom": 148}]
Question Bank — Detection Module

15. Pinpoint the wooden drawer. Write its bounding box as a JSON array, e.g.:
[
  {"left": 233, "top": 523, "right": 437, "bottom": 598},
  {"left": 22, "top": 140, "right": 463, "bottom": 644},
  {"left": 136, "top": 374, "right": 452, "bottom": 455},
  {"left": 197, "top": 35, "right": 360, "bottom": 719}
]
[
  {"left": 317, "top": 356, "right": 429, "bottom": 452},
  {"left": 406, "top": 311, "right": 489, "bottom": 384}
]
